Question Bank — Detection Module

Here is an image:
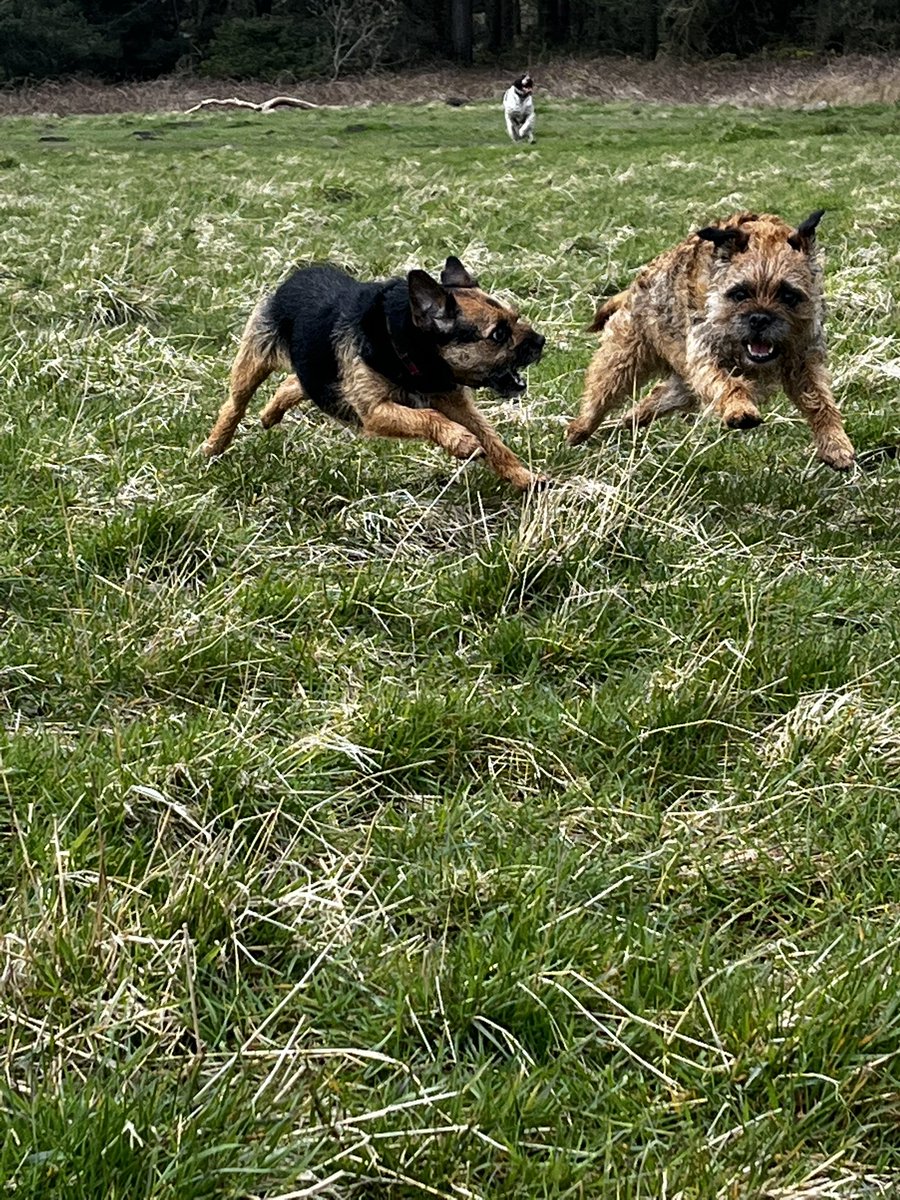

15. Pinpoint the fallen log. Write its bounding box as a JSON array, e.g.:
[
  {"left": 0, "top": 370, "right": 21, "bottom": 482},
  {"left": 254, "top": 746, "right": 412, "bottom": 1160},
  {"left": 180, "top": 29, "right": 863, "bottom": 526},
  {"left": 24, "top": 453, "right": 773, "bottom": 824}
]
[{"left": 183, "top": 95, "right": 323, "bottom": 114}]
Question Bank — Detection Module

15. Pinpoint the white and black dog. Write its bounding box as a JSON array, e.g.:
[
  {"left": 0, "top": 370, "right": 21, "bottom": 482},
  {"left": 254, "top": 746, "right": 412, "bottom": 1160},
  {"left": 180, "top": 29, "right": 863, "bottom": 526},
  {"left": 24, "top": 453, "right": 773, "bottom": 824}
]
[{"left": 502, "top": 73, "right": 535, "bottom": 144}]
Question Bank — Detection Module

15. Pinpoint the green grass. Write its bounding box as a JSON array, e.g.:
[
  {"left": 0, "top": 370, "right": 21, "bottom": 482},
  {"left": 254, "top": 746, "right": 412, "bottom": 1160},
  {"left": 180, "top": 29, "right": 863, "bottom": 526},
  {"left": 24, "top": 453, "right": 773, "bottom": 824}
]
[{"left": 2, "top": 99, "right": 900, "bottom": 1198}]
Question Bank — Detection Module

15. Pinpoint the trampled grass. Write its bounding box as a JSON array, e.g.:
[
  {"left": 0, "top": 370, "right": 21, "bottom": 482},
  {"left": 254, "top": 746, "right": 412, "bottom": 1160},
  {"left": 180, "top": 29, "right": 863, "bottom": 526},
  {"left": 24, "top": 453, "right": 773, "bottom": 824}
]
[{"left": 2, "top": 99, "right": 900, "bottom": 1198}]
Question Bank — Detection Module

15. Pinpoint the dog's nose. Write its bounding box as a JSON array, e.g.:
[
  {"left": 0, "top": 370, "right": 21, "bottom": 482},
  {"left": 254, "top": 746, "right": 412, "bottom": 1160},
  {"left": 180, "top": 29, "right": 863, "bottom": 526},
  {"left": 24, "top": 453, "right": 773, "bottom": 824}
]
[
  {"left": 523, "top": 332, "right": 545, "bottom": 361},
  {"left": 748, "top": 312, "right": 772, "bottom": 334}
]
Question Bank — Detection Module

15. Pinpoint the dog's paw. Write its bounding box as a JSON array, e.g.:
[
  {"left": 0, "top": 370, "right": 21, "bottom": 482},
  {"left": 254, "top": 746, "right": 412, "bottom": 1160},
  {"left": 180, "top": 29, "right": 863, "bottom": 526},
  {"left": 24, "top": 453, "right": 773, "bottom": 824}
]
[
  {"left": 722, "top": 404, "right": 763, "bottom": 431},
  {"left": 565, "top": 420, "right": 593, "bottom": 447},
  {"left": 816, "top": 438, "right": 856, "bottom": 471},
  {"left": 526, "top": 473, "right": 554, "bottom": 491},
  {"left": 508, "top": 469, "right": 552, "bottom": 491}
]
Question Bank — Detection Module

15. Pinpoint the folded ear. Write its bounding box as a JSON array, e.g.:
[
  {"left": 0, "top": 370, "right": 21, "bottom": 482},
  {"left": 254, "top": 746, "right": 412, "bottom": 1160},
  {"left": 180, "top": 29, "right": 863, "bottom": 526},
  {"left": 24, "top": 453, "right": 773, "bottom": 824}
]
[
  {"left": 440, "top": 256, "right": 479, "bottom": 289},
  {"left": 697, "top": 225, "right": 750, "bottom": 255},
  {"left": 408, "top": 270, "right": 458, "bottom": 334},
  {"left": 788, "top": 209, "right": 825, "bottom": 252}
]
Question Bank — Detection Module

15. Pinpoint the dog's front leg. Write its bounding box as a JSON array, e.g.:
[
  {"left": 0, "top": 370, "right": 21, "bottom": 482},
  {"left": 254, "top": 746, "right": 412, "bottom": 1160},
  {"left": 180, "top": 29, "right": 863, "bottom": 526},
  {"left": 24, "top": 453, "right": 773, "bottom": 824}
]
[
  {"left": 361, "top": 398, "right": 485, "bottom": 461},
  {"left": 519, "top": 111, "right": 535, "bottom": 143},
  {"left": 435, "top": 389, "right": 548, "bottom": 490},
  {"left": 783, "top": 356, "right": 855, "bottom": 470},
  {"left": 680, "top": 355, "right": 764, "bottom": 430},
  {"left": 343, "top": 354, "right": 480, "bottom": 461},
  {"left": 504, "top": 112, "right": 518, "bottom": 142}
]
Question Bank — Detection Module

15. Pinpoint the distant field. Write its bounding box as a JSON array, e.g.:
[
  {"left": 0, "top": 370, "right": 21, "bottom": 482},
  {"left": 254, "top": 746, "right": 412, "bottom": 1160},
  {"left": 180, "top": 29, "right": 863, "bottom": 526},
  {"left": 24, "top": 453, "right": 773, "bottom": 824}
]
[
  {"left": 2, "top": 102, "right": 900, "bottom": 1199},
  {"left": 2, "top": 53, "right": 900, "bottom": 114}
]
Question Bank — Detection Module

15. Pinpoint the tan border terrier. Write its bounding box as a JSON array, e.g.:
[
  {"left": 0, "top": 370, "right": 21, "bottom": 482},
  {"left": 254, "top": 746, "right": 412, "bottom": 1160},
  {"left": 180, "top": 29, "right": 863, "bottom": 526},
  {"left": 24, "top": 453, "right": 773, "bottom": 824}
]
[{"left": 567, "top": 210, "right": 855, "bottom": 470}]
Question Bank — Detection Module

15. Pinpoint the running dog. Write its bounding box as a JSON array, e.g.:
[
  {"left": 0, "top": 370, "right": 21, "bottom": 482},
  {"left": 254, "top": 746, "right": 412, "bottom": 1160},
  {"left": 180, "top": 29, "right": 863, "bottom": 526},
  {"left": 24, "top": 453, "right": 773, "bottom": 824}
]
[
  {"left": 503, "top": 74, "right": 535, "bottom": 144},
  {"left": 203, "top": 258, "right": 548, "bottom": 490},
  {"left": 567, "top": 210, "right": 855, "bottom": 470}
]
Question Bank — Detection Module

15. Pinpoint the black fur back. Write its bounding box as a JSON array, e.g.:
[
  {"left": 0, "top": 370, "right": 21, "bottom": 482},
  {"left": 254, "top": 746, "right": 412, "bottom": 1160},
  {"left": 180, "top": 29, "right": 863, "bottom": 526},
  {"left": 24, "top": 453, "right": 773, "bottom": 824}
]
[{"left": 261, "top": 265, "right": 456, "bottom": 422}]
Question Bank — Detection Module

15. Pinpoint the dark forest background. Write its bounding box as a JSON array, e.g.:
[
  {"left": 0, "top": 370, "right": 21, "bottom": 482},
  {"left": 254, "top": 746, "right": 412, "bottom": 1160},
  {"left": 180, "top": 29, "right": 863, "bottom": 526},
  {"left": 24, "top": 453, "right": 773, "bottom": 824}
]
[{"left": 1, "top": 0, "right": 898, "bottom": 84}]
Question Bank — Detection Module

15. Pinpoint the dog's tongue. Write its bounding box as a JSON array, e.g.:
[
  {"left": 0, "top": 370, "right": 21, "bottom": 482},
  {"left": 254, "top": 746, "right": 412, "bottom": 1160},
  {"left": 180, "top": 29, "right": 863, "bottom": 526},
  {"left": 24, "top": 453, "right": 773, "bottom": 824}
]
[{"left": 749, "top": 341, "right": 773, "bottom": 358}]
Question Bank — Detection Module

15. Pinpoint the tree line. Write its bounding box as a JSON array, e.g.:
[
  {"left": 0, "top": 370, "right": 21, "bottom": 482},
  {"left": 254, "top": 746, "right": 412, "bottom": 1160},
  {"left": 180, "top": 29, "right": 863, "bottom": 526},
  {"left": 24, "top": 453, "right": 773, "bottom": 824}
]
[{"left": 1, "top": 0, "right": 897, "bottom": 84}]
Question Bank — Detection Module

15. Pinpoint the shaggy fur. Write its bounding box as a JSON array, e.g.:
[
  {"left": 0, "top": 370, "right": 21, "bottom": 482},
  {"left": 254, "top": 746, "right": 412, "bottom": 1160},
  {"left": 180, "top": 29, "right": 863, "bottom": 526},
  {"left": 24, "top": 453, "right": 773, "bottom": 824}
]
[
  {"left": 567, "top": 210, "right": 855, "bottom": 471},
  {"left": 203, "top": 258, "right": 547, "bottom": 490}
]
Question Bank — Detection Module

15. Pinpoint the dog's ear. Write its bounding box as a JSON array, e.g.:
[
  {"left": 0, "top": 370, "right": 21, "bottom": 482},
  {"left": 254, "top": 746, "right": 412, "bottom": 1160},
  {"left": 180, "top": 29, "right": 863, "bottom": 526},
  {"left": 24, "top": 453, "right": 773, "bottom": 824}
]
[
  {"left": 697, "top": 225, "right": 750, "bottom": 254},
  {"left": 788, "top": 209, "right": 825, "bottom": 252},
  {"left": 408, "top": 270, "right": 459, "bottom": 334},
  {"left": 441, "top": 256, "right": 479, "bottom": 289}
]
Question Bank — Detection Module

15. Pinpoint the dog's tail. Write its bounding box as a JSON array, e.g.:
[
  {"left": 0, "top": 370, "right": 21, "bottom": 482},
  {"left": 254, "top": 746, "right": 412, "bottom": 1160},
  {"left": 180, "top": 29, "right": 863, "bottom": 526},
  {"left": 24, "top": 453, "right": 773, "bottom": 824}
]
[
  {"left": 240, "top": 295, "right": 291, "bottom": 368},
  {"left": 586, "top": 290, "right": 628, "bottom": 333}
]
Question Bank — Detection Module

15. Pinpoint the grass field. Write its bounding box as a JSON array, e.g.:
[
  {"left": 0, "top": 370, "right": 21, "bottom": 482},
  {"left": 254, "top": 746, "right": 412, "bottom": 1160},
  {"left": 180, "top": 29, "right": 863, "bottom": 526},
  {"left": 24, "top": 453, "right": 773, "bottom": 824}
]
[{"left": 2, "top": 99, "right": 900, "bottom": 1199}]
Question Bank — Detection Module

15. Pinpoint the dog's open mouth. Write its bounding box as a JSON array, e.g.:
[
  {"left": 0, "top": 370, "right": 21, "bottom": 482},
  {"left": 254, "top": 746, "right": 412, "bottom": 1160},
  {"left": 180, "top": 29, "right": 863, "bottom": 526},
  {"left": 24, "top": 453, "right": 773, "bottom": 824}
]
[
  {"left": 487, "top": 367, "right": 527, "bottom": 397},
  {"left": 745, "top": 340, "right": 779, "bottom": 365}
]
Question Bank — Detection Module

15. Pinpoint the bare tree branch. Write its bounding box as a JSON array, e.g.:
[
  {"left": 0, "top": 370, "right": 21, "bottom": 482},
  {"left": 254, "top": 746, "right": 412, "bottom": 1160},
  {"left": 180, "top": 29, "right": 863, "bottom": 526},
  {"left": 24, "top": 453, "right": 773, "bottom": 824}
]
[
  {"left": 183, "top": 96, "right": 326, "bottom": 114},
  {"left": 309, "top": 0, "right": 401, "bottom": 81}
]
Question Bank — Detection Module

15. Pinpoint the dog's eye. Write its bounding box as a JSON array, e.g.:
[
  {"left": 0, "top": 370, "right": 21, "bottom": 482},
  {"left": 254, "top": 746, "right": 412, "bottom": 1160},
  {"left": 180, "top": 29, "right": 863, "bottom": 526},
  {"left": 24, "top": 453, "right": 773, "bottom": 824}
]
[
  {"left": 778, "top": 286, "right": 805, "bottom": 308},
  {"left": 727, "top": 286, "right": 751, "bottom": 303},
  {"left": 490, "top": 324, "right": 510, "bottom": 344}
]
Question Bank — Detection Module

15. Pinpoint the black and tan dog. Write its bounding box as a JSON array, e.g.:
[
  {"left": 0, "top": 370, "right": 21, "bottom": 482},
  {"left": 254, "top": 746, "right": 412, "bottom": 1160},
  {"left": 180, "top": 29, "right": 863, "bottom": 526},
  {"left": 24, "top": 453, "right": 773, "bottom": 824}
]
[{"left": 203, "top": 258, "right": 547, "bottom": 490}]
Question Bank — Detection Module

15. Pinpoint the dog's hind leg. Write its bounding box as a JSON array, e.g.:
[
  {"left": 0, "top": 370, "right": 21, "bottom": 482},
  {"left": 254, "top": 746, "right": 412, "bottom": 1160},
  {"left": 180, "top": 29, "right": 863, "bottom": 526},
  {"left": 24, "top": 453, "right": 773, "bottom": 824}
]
[
  {"left": 567, "top": 314, "right": 656, "bottom": 446},
  {"left": 260, "top": 375, "right": 307, "bottom": 429},
  {"left": 621, "top": 375, "right": 698, "bottom": 430},
  {"left": 203, "top": 309, "right": 281, "bottom": 457}
]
